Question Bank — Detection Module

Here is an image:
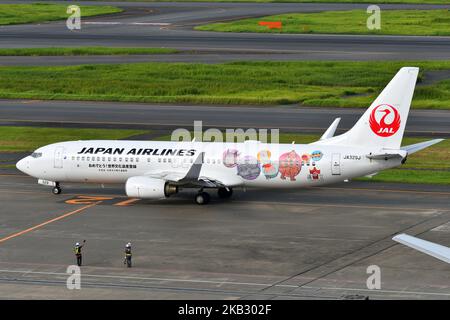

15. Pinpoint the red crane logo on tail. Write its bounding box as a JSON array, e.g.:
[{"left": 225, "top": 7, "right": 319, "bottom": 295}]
[{"left": 369, "top": 104, "right": 401, "bottom": 137}]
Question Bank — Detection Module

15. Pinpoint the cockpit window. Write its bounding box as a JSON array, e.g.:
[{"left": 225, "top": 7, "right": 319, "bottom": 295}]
[{"left": 31, "top": 152, "right": 42, "bottom": 158}]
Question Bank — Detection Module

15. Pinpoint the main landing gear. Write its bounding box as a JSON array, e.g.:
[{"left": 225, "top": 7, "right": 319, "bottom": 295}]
[
  {"left": 217, "top": 187, "right": 233, "bottom": 199},
  {"left": 194, "top": 187, "right": 233, "bottom": 205},
  {"left": 195, "top": 191, "right": 210, "bottom": 205},
  {"left": 52, "top": 183, "right": 62, "bottom": 195}
]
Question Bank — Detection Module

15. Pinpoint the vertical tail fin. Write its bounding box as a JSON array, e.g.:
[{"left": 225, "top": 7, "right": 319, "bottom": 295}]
[{"left": 320, "top": 67, "right": 419, "bottom": 149}]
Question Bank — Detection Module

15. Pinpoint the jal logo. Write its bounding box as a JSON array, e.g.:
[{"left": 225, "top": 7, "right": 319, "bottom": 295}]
[{"left": 369, "top": 104, "right": 401, "bottom": 137}]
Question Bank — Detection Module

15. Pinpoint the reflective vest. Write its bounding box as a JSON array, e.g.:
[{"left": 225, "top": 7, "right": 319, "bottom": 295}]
[{"left": 74, "top": 247, "right": 81, "bottom": 255}]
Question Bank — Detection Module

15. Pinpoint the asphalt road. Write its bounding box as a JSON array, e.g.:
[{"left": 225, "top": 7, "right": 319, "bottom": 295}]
[
  {"left": 0, "top": 99, "right": 448, "bottom": 137},
  {"left": 0, "top": 174, "right": 449, "bottom": 299},
  {"left": 0, "top": 1, "right": 450, "bottom": 63}
]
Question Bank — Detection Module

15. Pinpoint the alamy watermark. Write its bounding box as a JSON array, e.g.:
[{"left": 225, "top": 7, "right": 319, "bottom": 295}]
[
  {"left": 366, "top": 265, "right": 381, "bottom": 290},
  {"left": 66, "top": 5, "right": 81, "bottom": 31},
  {"left": 367, "top": 5, "right": 381, "bottom": 31},
  {"left": 171, "top": 121, "right": 279, "bottom": 144},
  {"left": 66, "top": 265, "right": 81, "bottom": 290}
]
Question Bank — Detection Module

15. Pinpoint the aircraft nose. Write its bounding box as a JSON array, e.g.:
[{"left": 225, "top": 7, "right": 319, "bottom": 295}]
[{"left": 16, "top": 157, "right": 29, "bottom": 174}]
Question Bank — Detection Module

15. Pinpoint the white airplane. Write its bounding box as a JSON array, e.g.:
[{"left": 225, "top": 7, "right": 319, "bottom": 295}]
[
  {"left": 393, "top": 234, "right": 450, "bottom": 264},
  {"left": 16, "top": 67, "right": 443, "bottom": 204}
]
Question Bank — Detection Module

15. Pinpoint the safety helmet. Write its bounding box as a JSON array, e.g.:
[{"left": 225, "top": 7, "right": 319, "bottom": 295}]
[
  {"left": 126, "top": 242, "right": 131, "bottom": 248},
  {"left": 75, "top": 242, "right": 80, "bottom": 246}
]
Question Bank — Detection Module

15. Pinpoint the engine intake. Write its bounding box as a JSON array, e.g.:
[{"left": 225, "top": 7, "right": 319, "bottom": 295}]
[{"left": 125, "top": 176, "right": 178, "bottom": 199}]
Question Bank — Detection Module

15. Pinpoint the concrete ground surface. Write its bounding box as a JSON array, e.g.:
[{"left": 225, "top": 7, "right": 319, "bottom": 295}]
[
  {"left": 1, "top": 100, "right": 449, "bottom": 137},
  {"left": 0, "top": 173, "right": 448, "bottom": 299}
]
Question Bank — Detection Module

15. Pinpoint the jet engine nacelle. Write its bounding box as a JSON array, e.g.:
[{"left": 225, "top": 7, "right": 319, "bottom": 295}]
[{"left": 125, "top": 176, "right": 178, "bottom": 199}]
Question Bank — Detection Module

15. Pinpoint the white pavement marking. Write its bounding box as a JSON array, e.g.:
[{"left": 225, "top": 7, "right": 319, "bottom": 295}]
[
  {"left": 0, "top": 269, "right": 449, "bottom": 297},
  {"left": 83, "top": 22, "right": 171, "bottom": 26},
  {"left": 0, "top": 269, "right": 272, "bottom": 287},
  {"left": 301, "top": 285, "right": 450, "bottom": 297}
]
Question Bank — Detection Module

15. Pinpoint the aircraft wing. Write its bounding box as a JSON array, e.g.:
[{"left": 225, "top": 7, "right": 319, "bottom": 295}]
[
  {"left": 144, "top": 152, "right": 243, "bottom": 188},
  {"left": 393, "top": 233, "right": 450, "bottom": 264},
  {"left": 145, "top": 171, "right": 186, "bottom": 182},
  {"left": 144, "top": 152, "right": 204, "bottom": 184},
  {"left": 197, "top": 174, "right": 242, "bottom": 188},
  {"left": 144, "top": 171, "right": 236, "bottom": 188}
]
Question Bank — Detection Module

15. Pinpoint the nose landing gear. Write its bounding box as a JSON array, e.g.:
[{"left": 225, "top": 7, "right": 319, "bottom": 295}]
[{"left": 52, "top": 183, "right": 61, "bottom": 195}]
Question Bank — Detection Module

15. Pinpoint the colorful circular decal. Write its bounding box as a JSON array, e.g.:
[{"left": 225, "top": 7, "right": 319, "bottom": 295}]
[
  {"left": 279, "top": 150, "right": 302, "bottom": 181},
  {"left": 311, "top": 150, "right": 323, "bottom": 161},
  {"left": 237, "top": 156, "right": 261, "bottom": 180},
  {"left": 257, "top": 150, "right": 278, "bottom": 179},
  {"left": 223, "top": 149, "right": 239, "bottom": 168}
]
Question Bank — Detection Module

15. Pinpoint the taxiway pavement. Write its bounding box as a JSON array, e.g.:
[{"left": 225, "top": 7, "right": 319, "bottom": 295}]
[{"left": 0, "top": 173, "right": 448, "bottom": 299}]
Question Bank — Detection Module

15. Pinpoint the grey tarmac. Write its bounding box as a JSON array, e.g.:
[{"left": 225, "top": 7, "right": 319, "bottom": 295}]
[
  {"left": 0, "top": 1, "right": 450, "bottom": 62},
  {"left": 0, "top": 99, "right": 449, "bottom": 137},
  {"left": 0, "top": 173, "right": 448, "bottom": 299}
]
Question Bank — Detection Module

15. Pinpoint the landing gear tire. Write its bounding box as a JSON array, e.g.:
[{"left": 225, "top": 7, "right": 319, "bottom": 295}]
[
  {"left": 52, "top": 186, "right": 61, "bottom": 195},
  {"left": 217, "top": 187, "right": 233, "bottom": 199},
  {"left": 195, "top": 192, "right": 210, "bottom": 205}
]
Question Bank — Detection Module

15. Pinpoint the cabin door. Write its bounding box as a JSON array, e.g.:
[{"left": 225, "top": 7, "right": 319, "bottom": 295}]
[
  {"left": 54, "top": 147, "right": 65, "bottom": 169},
  {"left": 331, "top": 153, "right": 341, "bottom": 175}
]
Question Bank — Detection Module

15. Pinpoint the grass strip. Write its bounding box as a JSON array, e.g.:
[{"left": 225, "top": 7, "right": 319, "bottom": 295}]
[
  {"left": 0, "top": 61, "right": 449, "bottom": 108},
  {"left": 0, "top": 126, "right": 148, "bottom": 152},
  {"left": 196, "top": 9, "right": 450, "bottom": 36},
  {"left": 0, "top": 3, "right": 122, "bottom": 26}
]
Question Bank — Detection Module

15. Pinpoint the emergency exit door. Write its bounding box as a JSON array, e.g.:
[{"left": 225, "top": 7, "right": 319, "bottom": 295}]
[
  {"left": 331, "top": 153, "right": 341, "bottom": 175},
  {"left": 54, "top": 147, "right": 65, "bottom": 169}
]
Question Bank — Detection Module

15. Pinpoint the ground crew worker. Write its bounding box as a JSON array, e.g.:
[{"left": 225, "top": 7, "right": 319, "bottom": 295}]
[
  {"left": 124, "top": 242, "right": 132, "bottom": 267},
  {"left": 74, "top": 240, "right": 86, "bottom": 266}
]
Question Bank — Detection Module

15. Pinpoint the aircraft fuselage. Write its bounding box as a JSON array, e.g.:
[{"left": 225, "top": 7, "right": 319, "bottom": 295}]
[{"left": 17, "top": 140, "right": 401, "bottom": 188}]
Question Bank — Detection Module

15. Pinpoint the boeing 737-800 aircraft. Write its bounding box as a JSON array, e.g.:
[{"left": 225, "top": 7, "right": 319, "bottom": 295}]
[{"left": 16, "top": 67, "right": 443, "bottom": 204}]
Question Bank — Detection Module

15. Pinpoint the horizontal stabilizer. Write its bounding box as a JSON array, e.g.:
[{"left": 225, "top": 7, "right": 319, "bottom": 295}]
[
  {"left": 320, "top": 118, "right": 341, "bottom": 141},
  {"left": 393, "top": 233, "right": 450, "bottom": 264},
  {"left": 366, "top": 149, "right": 407, "bottom": 160},
  {"left": 401, "top": 139, "right": 444, "bottom": 155}
]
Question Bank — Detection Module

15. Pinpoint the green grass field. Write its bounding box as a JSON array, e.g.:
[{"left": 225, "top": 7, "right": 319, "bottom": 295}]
[
  {"left": 0, "top": 127, "right": 147, "bottom": 152},
  {"left": 0, "top": 47, "right": 178, "bottom": 56},
  {"left": 196, "top": 10, "right": 450, "bottom": 36},
  {"left": 87, "top": 0, "right": 450, "bottom": 4},
  {"left": 0, "top": 61, "right": 449, "bottom": 109},
  {"left": 0, "top": 3, "right": 122, "bottom": 26}
]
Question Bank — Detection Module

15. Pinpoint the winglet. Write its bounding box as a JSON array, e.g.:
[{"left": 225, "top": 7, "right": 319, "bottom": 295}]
[
  {"left": 320, "top": 118, "right": 341, "bottom": 141},
  {"left": 180, "top": 152, "right": 204, "bottom": 181}
]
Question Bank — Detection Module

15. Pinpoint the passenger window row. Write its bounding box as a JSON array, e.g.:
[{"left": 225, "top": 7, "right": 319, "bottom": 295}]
[
  {"left": 70, "top": 155, "right": 224, "bottom": 165},
  {"left": 155, "top": 158, "right": 194, "bottom": 163},
  {"left": 71, "top": 156, "right": 140, "bottom": 163}
]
